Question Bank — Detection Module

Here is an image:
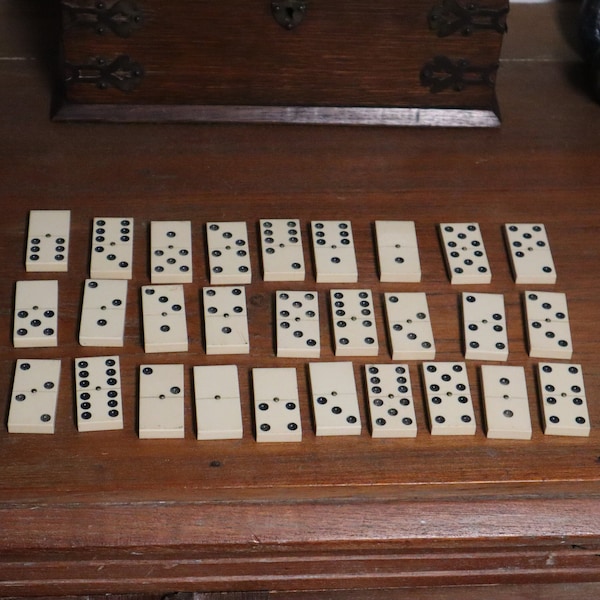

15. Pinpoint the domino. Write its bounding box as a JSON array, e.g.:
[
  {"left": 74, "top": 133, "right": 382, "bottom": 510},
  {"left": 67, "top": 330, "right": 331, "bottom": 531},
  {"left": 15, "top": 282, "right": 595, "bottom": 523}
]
[
  {"left": 365, "top": 364, "right": 417, "bottom": 438},
  {"left": 89, "top": 217, "right": 134, "bottom": 279},
  {"left": 421, "top": 362, "right": 476, "bottom": 435},
  {"left": 537, "top": 363, "right": 590, "bottom": 437},
  {"left": 275, "top": 291, "right": 320, "bottom": 358},
  {"left": 439, "top": 223, "right": 491, "bottom": 284},
  {"left": 8, "top": 359, "right": 61, "bottom": 434},
  {"left": 138, "top": 364, "right": 185, "bottom": 439},
  {"left": 461, "top": 292, "right": 508, "bottom": 361},
  {"left": 374, "top": 220, "right": 421, "bottom": 282},
  {"left": 203, "top": 286, "right": 249, "bottom": 355},
  {"left": 206, "top": 221, "right": 252, "bottom": 285},
  {"left": 25, "top": 209, "right": 70, "bottom": 272},
  {"left": 330, "top": 289, "right": 379, "bottom": 356},
  {"left": 308, "top": 361, "right": 361, "bottom": 436},
  {"left": 74, "top": 356, "right": 123, "bottom": 432},
  {"left": 480, "top": 365, "right": 532, "bottom": 440},
  {"left": 79, "top": 279, "right": 128, "bottom": 347},
  {"left": 384, "top": 292, "right": 435, "bottom": 360},
  {"left": 311, "top": 220, "right": 358, "bottom": 283},
  {"left": 252, "top": 367, "right": 302, "bottom": 442},
  {"left": 13, "top": 280, "right": 58, "bottom": 348},
  {"left": 193, "top": 365, "right": 243, "bottom": 440},
  {"left": 259, "top": 219, "right": 305, "bottom": 281},
  {"left": 524, "top": 291, "right": 572, "bottom": 359},
  {"left": 141, "top": 284, "right": 188, "bottom": 353},
  {"left": 504, "top": 223, "right": 556, "bottom": 284},
  {"left": 150, "top": 220, "right": 193, "bottom": 284}
]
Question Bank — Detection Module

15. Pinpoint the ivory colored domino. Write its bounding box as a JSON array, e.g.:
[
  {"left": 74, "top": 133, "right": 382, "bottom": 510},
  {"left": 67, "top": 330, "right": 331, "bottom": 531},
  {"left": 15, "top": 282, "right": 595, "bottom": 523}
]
[
  {"left": 90, "top": 217, "right": 134, "bottom": 279},
  {"left": 504, "top": 223, "right": 556, "bottom": 284},
  {"left": 13, "top": 279, "right": 58, "bottom": 348},
  {"left": 141, "top": 284, "right": 188, "bottom": 353},
  {"left": 422, "top": 362, "right": 476, "bottom": 435},
  {"left": 26, "top": 209, "right": 70, "bottom": 272},
  {"left": 150, "top": 220, "right": 193, "bottom": 283},
  {"left": 375, "top": 220, "right": 421, "bottom": 282},
  {"left": 74, "top": 356, "right": 123, "bottom": 432},
  {"left": 311, "top": 220, "right": 358, "bottom": 283},
  {"left": 8, "top": 359, "right": 61, "bottom": 434},
  {"left": 537, "top": 363, "right": 590, "bottom": 437},
  {"left": 275, "top": 291, "right": 320, "bottom": 358},
  {"left": 480, "top": 365, "right": 532, "bottom": 440},
  {"left": 206, "top": 221, "right": 252, "bottom": 285},
  {"left": 365, "top": 364, "right": 417, "bottom": 438},
  {"left": 203, "top": 286, "right": 249, "bottom": 355},
  {"left": 193, "top": 365, "right": 243, "bottom": 440},
  {"left": 259, "top": 219, "right": 305, "bottom": 281},
  {"left": 462, "top": 292, "right": 508, "bottom": 361},
  {"left": 330, "top": 289, "right": 379, "bottom": 356},
  {"left": 138, "top": 364, "right": 185, "bottom": 439},
  {"left": 439, "top": 222, "right": 491, "bottom": 284},
  {"left": 253, "top": 367, "right": 302, "bottom": 442},
  {"left": 79, "top": 279, "right": 128, "bottom": 347},
  {"left": 384, "top": 292, "right": 435, "bottom": 360},
  {"left": 524, "top": 291, "right": 572, "bottom": 359},
  {"left": 308, "top": 361, "right": 361, "bottom": 436}
]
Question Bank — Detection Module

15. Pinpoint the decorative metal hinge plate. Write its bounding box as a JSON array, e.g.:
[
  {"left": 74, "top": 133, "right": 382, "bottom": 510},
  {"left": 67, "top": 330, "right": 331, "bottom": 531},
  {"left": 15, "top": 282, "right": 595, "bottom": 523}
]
[
  {"left": 272, "top": 0, "right": 307, "bottom": 29},
  {"left": 420, "top": 56, "right": 498, "bottom": 92},
  {"left": 64, "top": 55, "right": 144, "bottom": 91},
  {"left": 428, "top": 0, "right": 508, "bottom": 37},
  {"left": 62, "top": 0, "right": 144, "bottom": 37}
]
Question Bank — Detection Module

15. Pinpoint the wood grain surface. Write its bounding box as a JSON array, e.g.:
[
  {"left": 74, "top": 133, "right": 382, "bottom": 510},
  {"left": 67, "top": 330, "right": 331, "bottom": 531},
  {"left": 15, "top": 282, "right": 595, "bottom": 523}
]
[{"left": 0, "top": 1, "right": 599, "bottom": 598}]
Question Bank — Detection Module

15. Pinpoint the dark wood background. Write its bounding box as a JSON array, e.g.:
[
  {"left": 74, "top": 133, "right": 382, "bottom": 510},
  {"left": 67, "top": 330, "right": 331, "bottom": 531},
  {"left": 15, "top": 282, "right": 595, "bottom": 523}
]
[{"left": 1, "top": 1, "right": 599, "bottom": 598}]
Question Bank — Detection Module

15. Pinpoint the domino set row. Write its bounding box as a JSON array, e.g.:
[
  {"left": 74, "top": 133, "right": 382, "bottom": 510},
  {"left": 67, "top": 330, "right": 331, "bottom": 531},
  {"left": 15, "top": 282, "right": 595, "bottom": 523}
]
[
  {"left": 13, "top": 281, "right": 574, "bottom": 361},
  {"left": 8, "top": 358, "right": 589, "bottom": 439},
  {"left": 24, "top": 210, "right": 557, "bottom": 285}
]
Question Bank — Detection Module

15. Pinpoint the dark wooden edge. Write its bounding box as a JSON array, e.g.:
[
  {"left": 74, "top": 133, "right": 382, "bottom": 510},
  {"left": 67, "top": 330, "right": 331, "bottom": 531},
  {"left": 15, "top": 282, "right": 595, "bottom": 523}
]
[
  {"left": 52, "top": 103, "right": 501, "bottom": 127},
  {"left": 0, "top": 497, "right": 599, "bottom": 594}
]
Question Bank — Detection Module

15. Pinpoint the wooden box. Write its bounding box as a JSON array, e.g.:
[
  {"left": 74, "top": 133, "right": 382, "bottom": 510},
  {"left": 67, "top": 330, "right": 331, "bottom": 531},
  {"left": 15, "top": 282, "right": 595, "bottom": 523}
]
[{"left": 56, "top": 0, "right": 509, "bottom": 126}]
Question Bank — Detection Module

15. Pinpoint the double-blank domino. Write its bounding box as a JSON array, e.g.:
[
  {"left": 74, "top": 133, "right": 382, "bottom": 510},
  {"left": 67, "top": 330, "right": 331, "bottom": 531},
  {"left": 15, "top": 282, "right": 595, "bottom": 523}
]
[
  {"left": 480, "top": 365, "right": 531, "bottom": 440},
  {"left": 9, "top": 359, "right": 61, "bottom": 434},
  {"left": 138, "top": 364, "right": 185, "bottom": 439},
  {"left": 375, "top": 220, "right": 421, "bottom": 282},
  {"left": 26, "top": 209, "right": 70, "bottom": 272},
  {"left": 253, "top": 367, "right": 302, "bottom": 442},
  {"left": 13, "top": 280, "right": 58, "bottom": 348},
  {"left": 194, "top": 365, "right": 243, "bottom": 440},
  {"left": 308, "top": 362, "right": 361, "bottom": 436}
]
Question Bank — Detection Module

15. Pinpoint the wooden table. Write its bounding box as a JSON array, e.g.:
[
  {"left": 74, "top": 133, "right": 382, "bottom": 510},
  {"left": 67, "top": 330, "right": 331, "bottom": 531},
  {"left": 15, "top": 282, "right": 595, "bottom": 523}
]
[{"left": 1, "top": 2, "right": 599, "bottom": 598}]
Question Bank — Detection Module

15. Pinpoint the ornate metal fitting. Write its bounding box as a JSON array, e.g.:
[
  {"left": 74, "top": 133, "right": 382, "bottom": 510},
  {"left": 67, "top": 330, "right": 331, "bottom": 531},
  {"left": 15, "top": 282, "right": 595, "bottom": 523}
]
[
  {"left": 420, "top": 56, "right": 498, "bottom": 93},
  {"left": 272, "top": 0, "right": 307, "bottom": 30},
  {"left": 64, "top": 55, "right": 144, "bottom": 92},
  {"left": 62, "top": 0, "right": 144, "bottom": 37},
  {"left": 428, "top": 0, "right": 508, "bottom": 37}
]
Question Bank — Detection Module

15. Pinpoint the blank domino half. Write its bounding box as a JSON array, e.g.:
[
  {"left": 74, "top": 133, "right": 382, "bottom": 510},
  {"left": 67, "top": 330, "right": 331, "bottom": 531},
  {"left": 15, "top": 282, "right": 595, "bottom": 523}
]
[{"left": 193, "top": 365, "right": 243, "bottom": 440}]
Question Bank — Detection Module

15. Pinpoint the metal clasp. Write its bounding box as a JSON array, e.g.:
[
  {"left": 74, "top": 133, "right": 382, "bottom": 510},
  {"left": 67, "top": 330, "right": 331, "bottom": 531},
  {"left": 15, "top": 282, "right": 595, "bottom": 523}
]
[{"left": 272, "top": 0, "right": 307, "bottom": 30}]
